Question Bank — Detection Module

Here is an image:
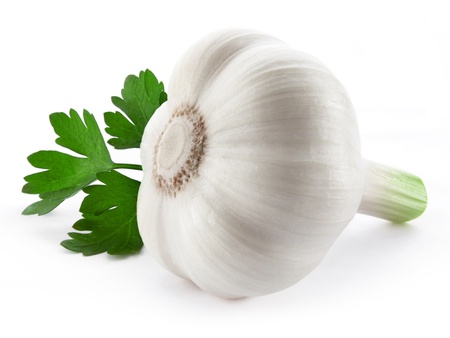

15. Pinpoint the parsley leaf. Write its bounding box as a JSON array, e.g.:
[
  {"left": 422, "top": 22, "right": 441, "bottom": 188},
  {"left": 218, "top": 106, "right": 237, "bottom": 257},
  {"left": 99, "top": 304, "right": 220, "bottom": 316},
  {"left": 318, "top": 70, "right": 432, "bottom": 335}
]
[
  {"left": 105, "top": 69, "right": 167, "bottom": 149},
  {"left": 22, "top": 109, "right": 115, "bottom": 215},
  {"left": 22, "top": 69, "right": 163, "bottom": 256},
  {"left": 60, "top": 170, "right": 143, "bottom": 256}
]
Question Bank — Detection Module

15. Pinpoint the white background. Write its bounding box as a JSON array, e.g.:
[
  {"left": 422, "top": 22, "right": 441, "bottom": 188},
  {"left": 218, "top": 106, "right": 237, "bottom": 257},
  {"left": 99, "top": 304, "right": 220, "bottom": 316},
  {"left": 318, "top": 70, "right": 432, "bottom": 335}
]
[{"left": 1, "top": 0, "right": 449, "bottom": 337}]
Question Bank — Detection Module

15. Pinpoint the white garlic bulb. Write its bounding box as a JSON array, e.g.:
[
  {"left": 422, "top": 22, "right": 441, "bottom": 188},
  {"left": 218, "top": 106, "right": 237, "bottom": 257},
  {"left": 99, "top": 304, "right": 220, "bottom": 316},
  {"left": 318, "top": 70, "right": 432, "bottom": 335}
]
[{"left": 137, "top": 29, "right": 427, "bottom": 298}]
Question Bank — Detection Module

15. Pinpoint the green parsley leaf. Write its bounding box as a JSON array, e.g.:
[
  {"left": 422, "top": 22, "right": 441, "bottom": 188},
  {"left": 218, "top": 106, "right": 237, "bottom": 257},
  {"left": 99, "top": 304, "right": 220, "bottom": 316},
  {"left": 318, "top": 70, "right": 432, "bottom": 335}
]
[
  {"left": 105, "top": 69, "right": 167, "bottom": 149},
  {"left": 22, "top": 109, "right": 115, "bottom": 215},
  {"left": 60, "top": 170, "right": 143, "bottom": 256},
  {"left": 22, "top": 69, "right": 163, "bottom": 256}
]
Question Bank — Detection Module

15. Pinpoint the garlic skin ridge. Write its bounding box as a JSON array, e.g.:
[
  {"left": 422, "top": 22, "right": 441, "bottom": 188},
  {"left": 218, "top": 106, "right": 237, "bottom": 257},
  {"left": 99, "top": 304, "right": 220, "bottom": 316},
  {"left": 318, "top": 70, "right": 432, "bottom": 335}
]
[{"left": 137, "top": 30, "right": 419, "bottom": 298}]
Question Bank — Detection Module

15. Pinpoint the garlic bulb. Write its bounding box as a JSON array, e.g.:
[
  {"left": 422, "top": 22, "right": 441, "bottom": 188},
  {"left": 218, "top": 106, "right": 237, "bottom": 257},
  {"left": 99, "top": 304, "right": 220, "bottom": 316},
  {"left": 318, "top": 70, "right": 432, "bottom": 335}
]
[{"left": 137, "top": 29, "right": 427, "bottom": 298}]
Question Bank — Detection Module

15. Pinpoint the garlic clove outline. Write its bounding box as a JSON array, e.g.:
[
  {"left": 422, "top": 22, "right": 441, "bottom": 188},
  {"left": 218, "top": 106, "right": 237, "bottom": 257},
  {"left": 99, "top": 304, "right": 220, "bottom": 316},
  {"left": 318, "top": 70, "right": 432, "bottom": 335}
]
[{"left": 137, "top": 29, "right": 427, "bottom": 298}]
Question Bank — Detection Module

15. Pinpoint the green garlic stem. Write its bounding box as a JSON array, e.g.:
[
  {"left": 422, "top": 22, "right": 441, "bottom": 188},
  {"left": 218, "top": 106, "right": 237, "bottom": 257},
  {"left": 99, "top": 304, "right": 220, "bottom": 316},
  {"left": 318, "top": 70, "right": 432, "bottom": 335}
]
[{"left": 357, "top": 160, "right": 427, "bottom": 223}]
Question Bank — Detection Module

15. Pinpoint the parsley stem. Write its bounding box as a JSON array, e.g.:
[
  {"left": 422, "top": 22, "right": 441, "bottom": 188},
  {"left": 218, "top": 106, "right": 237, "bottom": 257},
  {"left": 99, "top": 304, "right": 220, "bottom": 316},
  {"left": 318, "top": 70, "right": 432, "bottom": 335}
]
[{"left": 113, "top": 163, "right": 143, "bottom": 171}]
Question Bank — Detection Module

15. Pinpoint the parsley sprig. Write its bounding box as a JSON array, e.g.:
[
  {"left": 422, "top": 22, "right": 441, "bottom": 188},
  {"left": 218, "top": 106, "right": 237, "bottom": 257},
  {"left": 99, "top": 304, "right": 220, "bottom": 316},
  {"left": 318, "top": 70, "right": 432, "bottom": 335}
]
[
  {"left": 105, "top": 69, "right": 167, "bottom": 149},
  {"left": 22, "top": 69, "right": 166, "bottom": 256}
]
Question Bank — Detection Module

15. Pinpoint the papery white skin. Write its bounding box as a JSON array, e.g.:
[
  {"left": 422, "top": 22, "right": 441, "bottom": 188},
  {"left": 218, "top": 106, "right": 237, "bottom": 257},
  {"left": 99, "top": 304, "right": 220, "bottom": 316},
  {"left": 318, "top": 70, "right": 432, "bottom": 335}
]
[{"left": 137, "top": 30, "right": 366, "bottom": 298}]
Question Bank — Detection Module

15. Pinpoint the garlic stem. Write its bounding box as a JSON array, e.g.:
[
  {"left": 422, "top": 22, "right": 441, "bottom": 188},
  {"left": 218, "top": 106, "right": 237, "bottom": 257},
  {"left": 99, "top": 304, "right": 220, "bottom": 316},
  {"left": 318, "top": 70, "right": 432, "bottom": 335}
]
[{"left": 358, "top": 160, "right": 427, "bottom": 223}]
